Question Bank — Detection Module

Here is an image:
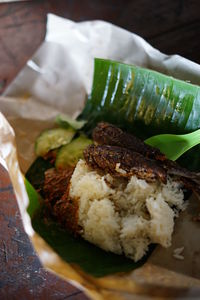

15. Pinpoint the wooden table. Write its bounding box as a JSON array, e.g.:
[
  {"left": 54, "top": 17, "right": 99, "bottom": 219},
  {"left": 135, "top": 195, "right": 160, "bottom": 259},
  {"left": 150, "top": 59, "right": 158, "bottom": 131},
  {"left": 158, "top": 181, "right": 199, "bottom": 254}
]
[{"left": 0, "top": 1, "right": 200, "bottom": 299}]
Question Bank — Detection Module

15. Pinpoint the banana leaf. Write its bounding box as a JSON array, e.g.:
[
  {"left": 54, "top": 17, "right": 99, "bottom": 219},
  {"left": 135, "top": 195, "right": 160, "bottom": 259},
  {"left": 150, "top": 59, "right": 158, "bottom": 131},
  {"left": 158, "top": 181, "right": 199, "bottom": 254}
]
[
  {"left": 80, "top": 58, "right": 200, "bottom": 170},
  {"left": 25, "top": 158, "right": 153, "bottom": 277}
]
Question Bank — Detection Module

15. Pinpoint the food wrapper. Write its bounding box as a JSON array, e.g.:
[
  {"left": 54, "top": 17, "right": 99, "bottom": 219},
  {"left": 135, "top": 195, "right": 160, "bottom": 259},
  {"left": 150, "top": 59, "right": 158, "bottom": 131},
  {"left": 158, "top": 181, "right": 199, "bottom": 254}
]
[{"left": 1, "top": 14, "right": 200, "bottom": 299}]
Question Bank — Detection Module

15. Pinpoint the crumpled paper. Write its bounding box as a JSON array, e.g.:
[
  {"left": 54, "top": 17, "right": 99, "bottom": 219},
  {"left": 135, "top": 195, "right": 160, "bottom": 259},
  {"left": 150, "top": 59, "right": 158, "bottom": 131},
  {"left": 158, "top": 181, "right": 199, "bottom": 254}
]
[{"left": 1, "top": 14, "right": 200, "bottom": 299}]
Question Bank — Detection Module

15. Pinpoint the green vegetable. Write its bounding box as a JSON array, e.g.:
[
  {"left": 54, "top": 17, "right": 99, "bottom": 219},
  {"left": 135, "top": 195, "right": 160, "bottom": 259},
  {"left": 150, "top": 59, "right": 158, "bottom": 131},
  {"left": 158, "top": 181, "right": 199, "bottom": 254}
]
[
  {"left": 55, "top": 136, "right": 92, "bottom": 169},
  {"left": 35, "top": 128, "right": 75, "bottom": 157},
  {"left": 56, "top": 114, "right": 87, "bottom": 130},
  {"left": 80, "top": 58, "right": 200, "bottom": 138}
]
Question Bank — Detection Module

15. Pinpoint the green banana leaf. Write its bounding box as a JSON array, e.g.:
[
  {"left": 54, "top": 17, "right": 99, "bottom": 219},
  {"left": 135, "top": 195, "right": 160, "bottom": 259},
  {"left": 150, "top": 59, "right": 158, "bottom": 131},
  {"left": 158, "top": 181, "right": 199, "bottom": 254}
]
[
  {"left": 25, "top": 178, "right": 41, "bottom": 218},
  {"left": 25, "top": 158, "right": 153, "bottom": 277},
  {"left": 80, "top": 58, "right": 200, "bottom": 170}
]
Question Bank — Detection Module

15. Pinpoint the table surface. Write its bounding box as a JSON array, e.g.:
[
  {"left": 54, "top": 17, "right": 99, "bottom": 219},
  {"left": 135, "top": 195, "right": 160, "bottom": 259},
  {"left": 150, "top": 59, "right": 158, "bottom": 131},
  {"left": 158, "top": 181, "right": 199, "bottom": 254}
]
[{"left": 0, "top": 1, "right": 200, "bottom": 299}]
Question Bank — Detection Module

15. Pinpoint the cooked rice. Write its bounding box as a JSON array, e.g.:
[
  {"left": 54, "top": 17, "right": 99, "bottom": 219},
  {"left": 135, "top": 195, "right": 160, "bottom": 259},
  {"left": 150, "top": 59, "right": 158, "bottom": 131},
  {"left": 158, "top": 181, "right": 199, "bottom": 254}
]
[{"left": 69, "top": 159, "right": 185, "bottom": 262}]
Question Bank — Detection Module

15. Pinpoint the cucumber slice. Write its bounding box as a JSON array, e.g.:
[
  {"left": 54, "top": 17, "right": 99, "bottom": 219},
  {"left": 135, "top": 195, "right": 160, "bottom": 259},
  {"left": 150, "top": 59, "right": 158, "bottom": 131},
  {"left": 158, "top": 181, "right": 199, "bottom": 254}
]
[
  {"left": 35, "top": 128, "right": 75, "bottom": 157},
  {"left": 55, "top": 136, "right": 92, "bottom": 169},
  {"left": 55, "top": 114, "right": 87, "bottom": 130}
]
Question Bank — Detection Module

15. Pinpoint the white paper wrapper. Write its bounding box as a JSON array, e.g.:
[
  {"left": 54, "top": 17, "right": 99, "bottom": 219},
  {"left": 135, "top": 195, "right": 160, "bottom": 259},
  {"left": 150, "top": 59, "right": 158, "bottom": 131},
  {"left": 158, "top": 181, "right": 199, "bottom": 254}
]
[{"left": 1, "top": 14, "right": 200, "bottom": 299}]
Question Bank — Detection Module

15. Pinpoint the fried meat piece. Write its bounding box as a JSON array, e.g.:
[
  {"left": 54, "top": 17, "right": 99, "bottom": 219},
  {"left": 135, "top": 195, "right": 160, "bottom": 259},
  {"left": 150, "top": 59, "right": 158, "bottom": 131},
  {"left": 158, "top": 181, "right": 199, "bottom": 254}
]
[
  {"left": 84, "top": 144, "right": 167, "bottom": 183},
  {"left": 43, "top": 167, "right": 73, "bottom": 206},
  {"left": 43, "top": 167, "right": 80, "bottom": 234},
  {"left": 93, "top": 122, "right": 166, "bottom": 161},
  {"left": 53, "top": 190, "right": 80, "bottom": 234}
]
